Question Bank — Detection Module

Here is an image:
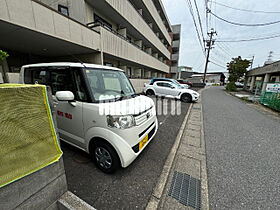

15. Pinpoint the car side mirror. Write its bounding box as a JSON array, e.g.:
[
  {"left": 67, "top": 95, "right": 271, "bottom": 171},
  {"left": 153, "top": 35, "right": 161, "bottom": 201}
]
[{"left": 55, "top": 91, "right": 75, "bottom": 101}]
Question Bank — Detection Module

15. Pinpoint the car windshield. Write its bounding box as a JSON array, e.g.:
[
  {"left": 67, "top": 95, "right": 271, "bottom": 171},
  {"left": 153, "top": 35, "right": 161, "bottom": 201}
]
[
  {"left": 84, "top": 68, "right": 136, "bottom": 101},
  {"left": 172, "top": 80, "right": 185, "bottom": 88}
]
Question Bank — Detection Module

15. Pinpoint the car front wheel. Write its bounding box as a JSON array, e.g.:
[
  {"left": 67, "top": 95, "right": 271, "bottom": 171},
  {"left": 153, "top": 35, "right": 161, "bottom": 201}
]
[
  {"left": 181, "top": 93, "right": 192, "bottom": 103},
  {"left": 91, "top": 141, "right": 120, "bottom": 173},
  {"left": 146, "top": 89, "right": 155, "bottom": 96}
]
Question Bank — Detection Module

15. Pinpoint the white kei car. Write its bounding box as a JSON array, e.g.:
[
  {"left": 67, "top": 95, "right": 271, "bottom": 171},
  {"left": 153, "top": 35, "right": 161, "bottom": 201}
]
[
  {"left": 19, "top": 63, "right": 158, "bottom": 173},
  {"left": 144, "top": 80, "right": 200, "bottom": 102}
]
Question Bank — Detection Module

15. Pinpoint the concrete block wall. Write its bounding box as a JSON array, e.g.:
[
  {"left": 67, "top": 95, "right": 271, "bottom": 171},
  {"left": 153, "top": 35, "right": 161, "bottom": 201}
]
[
  {"left": 130, "top": 78, "right": 150, "bottom": 93},
  {"left": 0, "top": 159, "right": 67, "bottom": 210}
]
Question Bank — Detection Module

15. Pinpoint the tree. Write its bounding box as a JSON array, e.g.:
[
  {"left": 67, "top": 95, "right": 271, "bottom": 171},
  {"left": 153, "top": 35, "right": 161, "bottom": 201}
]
[
  {"left": 0, "top": 50, "right": 9, "bottom": 61},
  {"left": 0, "top": 50, "right": 9, "bottom": 83},
  {"left": 227, "top": 56, "right": 250, "bottom": 83}
]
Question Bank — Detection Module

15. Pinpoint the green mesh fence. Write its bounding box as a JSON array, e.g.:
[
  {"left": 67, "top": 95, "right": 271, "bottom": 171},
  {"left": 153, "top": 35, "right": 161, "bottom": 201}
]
[{"left": 0, "top": 84, "right": 62, "bottom": 188}]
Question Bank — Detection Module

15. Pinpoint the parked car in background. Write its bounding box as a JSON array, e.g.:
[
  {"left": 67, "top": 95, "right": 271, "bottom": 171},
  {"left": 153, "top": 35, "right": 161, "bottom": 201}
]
[
  {"left": 149, "top": 78, "right": 189, "bottom": 89},
  {"left": 144, "top": 80, "right": 200, "bottom": 102},
  {"left": 235, "top": 82, "right": 244, "bottom": 88},
  {"left": 177, "top": 79, "right": 193, "bottom": 87},
  {"left": 20, "top": 62, "right": 158, "bottom": 173}
]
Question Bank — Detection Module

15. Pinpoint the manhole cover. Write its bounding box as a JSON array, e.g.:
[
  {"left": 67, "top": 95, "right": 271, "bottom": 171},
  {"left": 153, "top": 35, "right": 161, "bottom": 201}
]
[
  {"left": 168, "top": 171, "right": 201, "bottom": 210},
  {"left": 73, "top": 153, "right": 91, "bottom": 163}
]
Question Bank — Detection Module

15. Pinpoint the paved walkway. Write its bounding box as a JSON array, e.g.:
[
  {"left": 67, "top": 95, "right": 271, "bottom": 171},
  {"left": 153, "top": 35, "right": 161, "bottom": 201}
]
[
  {"left": 147, "top": 89, "right": 209, "bottom": 210},
  {"left": 203, "top": 87, "right": 280, "bottom": 209}
]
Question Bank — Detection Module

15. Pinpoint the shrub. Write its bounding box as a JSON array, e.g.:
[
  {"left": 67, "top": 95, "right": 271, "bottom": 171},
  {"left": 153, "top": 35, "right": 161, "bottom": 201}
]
[{"left": 226, "top": 82, "right": 237, "bottom": 92}]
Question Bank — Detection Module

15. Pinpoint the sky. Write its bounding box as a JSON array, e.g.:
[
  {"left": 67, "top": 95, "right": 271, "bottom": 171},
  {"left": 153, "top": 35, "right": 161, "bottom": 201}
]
[{"left": 161, "top": 0, "right": 280, "bottom": 73}]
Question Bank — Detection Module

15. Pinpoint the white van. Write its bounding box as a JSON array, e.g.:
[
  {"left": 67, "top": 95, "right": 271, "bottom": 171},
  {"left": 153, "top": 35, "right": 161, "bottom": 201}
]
[{"left": 19, "top": 63, "right": 158, "bottom": 173}]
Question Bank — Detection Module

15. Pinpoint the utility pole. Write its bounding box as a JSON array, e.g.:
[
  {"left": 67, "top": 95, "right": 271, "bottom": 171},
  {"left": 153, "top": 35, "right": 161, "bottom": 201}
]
[
  {"left": 203, "top": 28, "right": 216, "bottom": 84},
  {"left": 250, "top": 55, "right": 254, "bottom": 69}
]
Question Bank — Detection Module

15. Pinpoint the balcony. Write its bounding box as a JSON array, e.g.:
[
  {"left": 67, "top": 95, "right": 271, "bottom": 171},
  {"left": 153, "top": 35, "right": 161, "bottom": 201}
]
[
  {"left": 132, "top": 0, "right": 171, "bottom": 45},
  {"left": 96, "top": 25, "right": 169, "bottom": 73},
  {"left": 172, "top": 40, "right": 180, "bottom": 49},
  {"left": 102, "top": 0, "right": 170, "bottom": 59},
  {"left": 172, "top": 54, "right": 179, "bottom": 61},
  {"left": 171, "top": 66, "right": 178, "bottom": 73}
]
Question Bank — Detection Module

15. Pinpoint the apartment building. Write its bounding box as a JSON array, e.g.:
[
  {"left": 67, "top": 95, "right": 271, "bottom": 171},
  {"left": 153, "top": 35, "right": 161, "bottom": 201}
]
[
  {"left": 170, "top": 24, "right": 181, "bottom": 79},
  {"left": 0, "top": 0, "right": 178, "bottom": 91}
]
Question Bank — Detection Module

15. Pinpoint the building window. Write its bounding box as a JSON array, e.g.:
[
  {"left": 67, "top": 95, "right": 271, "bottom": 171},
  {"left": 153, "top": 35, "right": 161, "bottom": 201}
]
[{"left": 58, "top": 5, "right": 69, "bottom": 16}]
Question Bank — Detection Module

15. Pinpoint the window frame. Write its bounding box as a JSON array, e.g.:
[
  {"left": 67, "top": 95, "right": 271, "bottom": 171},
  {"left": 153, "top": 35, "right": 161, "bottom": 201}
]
[{"left": 58, "top": 5, "right": 69, "bottom": 16}]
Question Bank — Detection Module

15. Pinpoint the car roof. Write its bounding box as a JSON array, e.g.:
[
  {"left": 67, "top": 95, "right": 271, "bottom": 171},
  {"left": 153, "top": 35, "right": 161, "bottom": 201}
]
[
  {"left": 154, "top": 80, "right": 173, "bottom": 84},
  {"left": 22, "top": 62, "right": 123, "bottom": 71}
]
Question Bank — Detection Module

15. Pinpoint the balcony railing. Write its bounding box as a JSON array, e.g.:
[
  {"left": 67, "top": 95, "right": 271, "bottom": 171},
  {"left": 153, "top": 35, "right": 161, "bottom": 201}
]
[
  {"left": 127, "top": 0, "right": 170, "bottom": 48},
  {"left": 87, "top": 21, "right": 166, "bottom": 64}
]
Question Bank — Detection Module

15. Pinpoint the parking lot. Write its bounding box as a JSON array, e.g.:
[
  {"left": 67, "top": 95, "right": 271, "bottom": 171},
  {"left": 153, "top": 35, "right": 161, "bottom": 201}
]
[{"left": 61, "top": 97, "right": 192, "bottom": 209}]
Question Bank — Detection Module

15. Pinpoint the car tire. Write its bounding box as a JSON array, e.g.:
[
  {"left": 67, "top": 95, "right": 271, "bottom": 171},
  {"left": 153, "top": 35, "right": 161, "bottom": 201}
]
[
  {"left": 181, "top": 93, "right": 192, "bottom": 103},
  {"left": 91, "top": 141, "right": 120, "bottom": 174},
  {"left": 146, "top": 89, "right": 155, "bottom": 96}
]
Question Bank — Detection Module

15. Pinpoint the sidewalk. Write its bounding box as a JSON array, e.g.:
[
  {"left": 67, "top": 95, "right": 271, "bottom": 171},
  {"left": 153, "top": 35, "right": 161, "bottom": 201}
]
[{"left": 146, "top": 90, "right": 209, "bottom": 210}]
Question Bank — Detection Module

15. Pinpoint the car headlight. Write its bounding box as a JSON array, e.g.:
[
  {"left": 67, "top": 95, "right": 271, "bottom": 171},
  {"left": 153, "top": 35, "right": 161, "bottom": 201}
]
[{"left": 107, "top": 115, "right": 135, "bottom": 129}]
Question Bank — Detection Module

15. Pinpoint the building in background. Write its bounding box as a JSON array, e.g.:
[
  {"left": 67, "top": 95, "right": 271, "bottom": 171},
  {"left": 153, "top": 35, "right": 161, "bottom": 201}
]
[
  {"left": 170, "top": 24, "right": 181, "bottom": 79},
  {"left": 0, "top": 0, "right": 175, "bottom": 91},
  {"left": 179, "top": 66, "right": 193, "bottom": 79},
  {"left": 185, "top": 72, "right": 226, "bottom": 85},
  {"left": 244, "top": 60, "right": 280, "bottom": 92}
]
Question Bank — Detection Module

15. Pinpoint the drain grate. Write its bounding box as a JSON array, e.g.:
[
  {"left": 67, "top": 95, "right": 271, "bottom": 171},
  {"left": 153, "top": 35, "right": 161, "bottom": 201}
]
[
  {"left": 168, "top": 171, "right": 201, "bottom": 210},
  {"left": 192, "top": 107, "right": 201, "bottom": 110}
]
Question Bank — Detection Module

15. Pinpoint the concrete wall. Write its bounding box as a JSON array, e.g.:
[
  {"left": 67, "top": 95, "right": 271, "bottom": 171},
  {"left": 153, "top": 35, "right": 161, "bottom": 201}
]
[
  {"left": 104, "top": 0, "right": 170, "bottom": 59},
  {"left": 37, "top": 0, "right": 86, "bottom": 24},
  {"left": 100, "top": 27, "right": 169, "bottom": 73},
  {"left": 7, "top": 73, "right": 19, "bottom": 83},
  {"left": 130, "top": 78, "right": 150, "bottom": 93},
  {"left": 0, "top": 0, "right": 100, "bottom": 52},
  {"left": 0, "top": 159, "right": 67, "bottom": 210}
]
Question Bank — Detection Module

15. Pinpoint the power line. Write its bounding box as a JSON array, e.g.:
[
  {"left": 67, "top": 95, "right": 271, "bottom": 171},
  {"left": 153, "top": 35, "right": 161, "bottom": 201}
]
[
  {"left": 193, "top": 0, "right": 205, "bottom": 41},
  {"left": 210, "top": 55, "right": 227, "bottom": 66},
  {"left": 209, "top": 11, "right": 280, "bottom": 26},
  {"left": 215, "top": 43, "right": 232, "bottom": 57},
  {"left": 186, "top": 0, "right": 206, "bottom": 56},
  {"left": 212, "top": 49, "right": 230, "bottom": 61},
  {"left": 216, "top": 33, "right": 280, "bottom": 42},
  {"left": 209, "top": 60, "right": 226, "bottom": 68},
  {"left": 215, "top": 2, "right": 280, "bottom": 14},
  {"left": 205, "top": 0, "right": 209, "bottom": 32}
]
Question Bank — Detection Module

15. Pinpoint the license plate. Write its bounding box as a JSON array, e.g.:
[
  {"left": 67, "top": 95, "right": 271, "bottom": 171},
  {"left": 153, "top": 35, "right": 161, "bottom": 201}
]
[{"left": 139, "top": 135, "right": 148, "bottom": 151}]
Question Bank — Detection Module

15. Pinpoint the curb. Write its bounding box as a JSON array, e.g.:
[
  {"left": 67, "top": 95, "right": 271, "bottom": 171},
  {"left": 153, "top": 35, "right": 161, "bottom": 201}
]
[{"left": 146, "top": 102, "right": 193, "bottom": 209}]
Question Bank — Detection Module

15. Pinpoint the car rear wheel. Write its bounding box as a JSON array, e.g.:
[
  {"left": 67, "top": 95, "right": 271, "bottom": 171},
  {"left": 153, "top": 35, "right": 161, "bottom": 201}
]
[
  {"left": 181, "top": 93, "right": 192, "bottom": 103},
  {"left": 146, "top": 89, "right": 155, "bottom": 96},
  {"left": 91, "top": 141, "right": 120, "bottom": 173}
]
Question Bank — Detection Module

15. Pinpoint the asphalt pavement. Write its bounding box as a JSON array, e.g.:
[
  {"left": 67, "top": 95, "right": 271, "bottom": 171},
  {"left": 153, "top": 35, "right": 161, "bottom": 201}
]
[
  {"left": 61, "top": 97, "right": 191, "bottom": 209},
  {"left": 203, "top": 86, "right": 280, "bottom": 209}
]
